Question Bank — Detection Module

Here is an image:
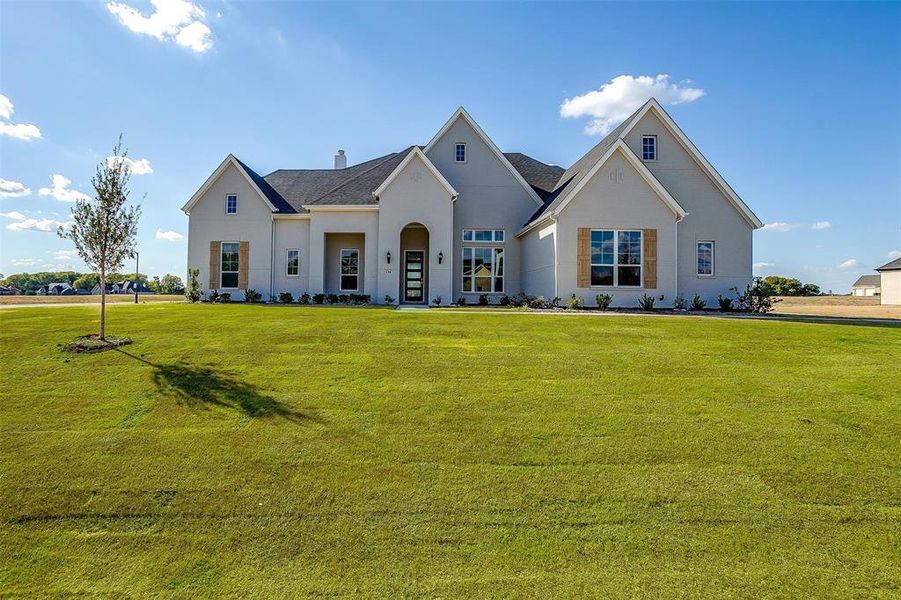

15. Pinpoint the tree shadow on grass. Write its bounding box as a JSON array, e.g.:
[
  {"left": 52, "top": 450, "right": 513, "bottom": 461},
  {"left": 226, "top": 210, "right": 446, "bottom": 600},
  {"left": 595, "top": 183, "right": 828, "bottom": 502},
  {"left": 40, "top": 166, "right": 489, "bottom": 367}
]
[{"left": 116, "top": 350, "right": 321, "bottom": 424}]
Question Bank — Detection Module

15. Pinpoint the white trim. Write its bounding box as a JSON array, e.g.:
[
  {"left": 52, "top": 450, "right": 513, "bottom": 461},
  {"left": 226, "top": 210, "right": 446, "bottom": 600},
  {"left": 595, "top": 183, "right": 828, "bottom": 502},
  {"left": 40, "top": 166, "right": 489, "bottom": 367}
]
[
  {"left": 304, "top": 205, "right": 380, "bottom": 212},
  {"left": 640, "top": 134, "right": 658, "bottom": 162},
  {"left": 272, "top": 214, "right": 311, "bottom": 220},
  {"left": 462, "top": 228, "right": 505, "bottom": 243},
  {"left": 696, "top": 240, "right": 715, "bottom": 277},
  {"left": 286, "top": 248, "right": 300, "bottom": 277},
  {"left": 402, "top": 249, "right": 427, "bottom": 304},
  {"left": 516, "top": 213, "right": 555, "bottom": 238},
  {"left": 588, "top": 229, "right": 644, "bottom": 289},
  {"left": 338, "top": 247, "right": 360, "bottom": 292},
  {"left": 225, "top": 193, "right": 238, "bottom": 215},
  {"left": 424, "top": 107, "right": 544, "bottom": 207},
  {"left": 461, "top": 245, "right": 505, "bottom": 294},
  {"left": 372, "top": 147, "right": 458, "bottom": 200},
  {"left": 182, "top": 154, "right": 277, "bottom": 214},
  {"left": 219, "top": 240, "right": 241, "bottom": 290},
  {"left": 619, "top": 99, "right": 763, "bottom": 229},
  {"left": 454, "top": 141, "right": 467, "bottom": 163}
]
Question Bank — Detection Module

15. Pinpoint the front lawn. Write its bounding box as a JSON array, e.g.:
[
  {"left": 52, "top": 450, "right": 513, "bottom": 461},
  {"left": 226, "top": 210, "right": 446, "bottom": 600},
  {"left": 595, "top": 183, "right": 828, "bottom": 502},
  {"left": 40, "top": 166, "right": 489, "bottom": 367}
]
[{"left": 1, "top": 304, "right": 898, "bottom": 597}]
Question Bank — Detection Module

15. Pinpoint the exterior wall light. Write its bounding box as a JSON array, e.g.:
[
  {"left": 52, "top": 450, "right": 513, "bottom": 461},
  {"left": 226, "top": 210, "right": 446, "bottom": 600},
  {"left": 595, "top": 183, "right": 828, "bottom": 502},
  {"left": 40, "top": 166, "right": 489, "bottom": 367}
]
[
  {"left": 386, "top": 251, "right": 391, "bottom": 265},
  {"left": 438, "top": 252, "right": 444, "bottom": 264}
]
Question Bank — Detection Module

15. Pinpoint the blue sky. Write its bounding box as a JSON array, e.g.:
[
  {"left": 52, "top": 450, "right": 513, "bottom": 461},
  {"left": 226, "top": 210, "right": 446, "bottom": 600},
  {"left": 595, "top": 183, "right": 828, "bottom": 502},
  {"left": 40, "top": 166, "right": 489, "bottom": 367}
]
[{"left": 1, "top": 0, "right": 899, "bottom": 292}]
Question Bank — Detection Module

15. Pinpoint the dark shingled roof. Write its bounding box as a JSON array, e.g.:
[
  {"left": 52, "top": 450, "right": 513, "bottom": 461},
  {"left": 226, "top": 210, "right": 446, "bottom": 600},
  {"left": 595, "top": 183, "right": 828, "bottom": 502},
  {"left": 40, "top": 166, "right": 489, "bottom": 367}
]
[
  {"left": 503, "top": 153, "right": 565, "bottom": 200},
  {"left": 876, "top": 257, "right": 901, "bottom": 272},
  {"left": 852, "top": 275, "right": 881, "bottom": 287},
  {"left": 232, "top": 157, "right": 295, "bottom": 213}
]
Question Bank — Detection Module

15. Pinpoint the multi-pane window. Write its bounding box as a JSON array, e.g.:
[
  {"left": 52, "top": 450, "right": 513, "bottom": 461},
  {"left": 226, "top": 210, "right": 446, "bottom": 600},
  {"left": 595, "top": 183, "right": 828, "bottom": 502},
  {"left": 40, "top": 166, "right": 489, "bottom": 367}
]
[
  {"left": 697, "top": 241, "right": 714, "bottom": 276},
  {"left": 641, "top": 135, "right": 657, "bottom": 161},
  {"left": 226, "top": 194, "right": 238, "bottom": 214},
  {"left": 462, "top": 229, "right": 504, "bottom": 242},
  {"left": 221, "top": 242, "right": 240, "bottom": 288},
  {"left": 455, "top": 143, "right": 466, "bottom": 162},
  {"left": 590, "top": 229, "right": 642, "bottom": 287},
  {"left": 286, "top": 249, "right": 299, "bottom": 276},
  {"left": 340, "top": 249, "right": 359, "bottom": 291},
  {"left": 462, "top": 247, "right": 504, "bottom": 293}
]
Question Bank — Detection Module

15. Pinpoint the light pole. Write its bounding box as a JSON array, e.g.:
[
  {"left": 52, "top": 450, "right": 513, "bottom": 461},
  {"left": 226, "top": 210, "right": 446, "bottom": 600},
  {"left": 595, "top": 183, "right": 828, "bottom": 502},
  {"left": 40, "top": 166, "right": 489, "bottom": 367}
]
[{"left": 134, "top": 251, "right": 139, "bottom": 304}]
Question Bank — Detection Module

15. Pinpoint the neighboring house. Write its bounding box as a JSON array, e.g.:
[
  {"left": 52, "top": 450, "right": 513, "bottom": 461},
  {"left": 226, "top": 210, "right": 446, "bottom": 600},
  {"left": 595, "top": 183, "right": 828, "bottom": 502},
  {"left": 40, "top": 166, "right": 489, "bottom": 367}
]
[
  {"left": 38, "top": 283, "right": 76, "bottom": 296},
  {"left": 0, "top": 285, "right": 20, "bottom": 295},
  {"left": 851, "top": 275, "right": 881, "bottom": 297},
  {"left": 183, "top": 99, "right": 762, "bottom": 306},
  {"left": 876, "top": 258, "right": 901, "bottom": 305},
  {"left": 91, "top": 280, "right": 151, "bottom": 295}
]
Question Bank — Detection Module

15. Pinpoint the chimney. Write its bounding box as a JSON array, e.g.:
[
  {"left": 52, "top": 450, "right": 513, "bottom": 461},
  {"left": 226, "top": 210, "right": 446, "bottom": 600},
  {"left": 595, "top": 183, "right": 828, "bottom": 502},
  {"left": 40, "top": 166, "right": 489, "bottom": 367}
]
[{"left": 334, "top": 149, "right": 346, "bottom": 169}]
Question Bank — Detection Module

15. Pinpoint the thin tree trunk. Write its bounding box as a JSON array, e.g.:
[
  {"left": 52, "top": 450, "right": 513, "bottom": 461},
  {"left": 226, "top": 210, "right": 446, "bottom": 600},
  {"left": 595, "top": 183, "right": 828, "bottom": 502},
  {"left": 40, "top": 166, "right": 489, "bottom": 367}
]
[{"left": 99, "top": 271, "right": 106, "bottom": 341}]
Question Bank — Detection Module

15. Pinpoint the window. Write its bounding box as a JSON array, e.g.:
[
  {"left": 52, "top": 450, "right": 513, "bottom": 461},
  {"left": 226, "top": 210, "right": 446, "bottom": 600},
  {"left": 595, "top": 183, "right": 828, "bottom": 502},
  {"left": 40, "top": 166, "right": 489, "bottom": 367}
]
[
  {"left": 462, "top": 229, "right": 504, "bottom": 242},
  {"left": 220, "top": 242, "right": 240, "bottom": 288},
  {"left": 286, "top": 249, "right": 300, "bottom": 276},
  {"left": 455, "top": 142, "right": 466, "bottom": 163},
  {"left": 697, "top": 241, "right": 714, "bottom": 276},
  {"left": 226, "top": 194, "right": 238, "bottom": 214},
  {"left": 641, "top": 135, "right": 657, "bottom": 161},
  {"left": 462, "top": 247, "right": 504, "bottom": 293},
  {"left": 590, "top": 229, "right": 642, "bottom": 287},
  {"left": 339, "top": 249, "right": 359, "bottom": 291}
]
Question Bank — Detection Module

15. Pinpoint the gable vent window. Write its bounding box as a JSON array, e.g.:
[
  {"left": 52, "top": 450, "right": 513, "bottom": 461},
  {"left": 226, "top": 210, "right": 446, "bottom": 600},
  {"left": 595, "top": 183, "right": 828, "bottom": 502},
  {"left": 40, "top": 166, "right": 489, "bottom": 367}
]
[
  {"left": 226, "top": 194, "right": 238, "bottom": 214},
  {"left": 455, "top": 143, "right": 466, "bottom": 163},
  {"left": 641, "top": 135, "right": 657, "bottom": 161}
]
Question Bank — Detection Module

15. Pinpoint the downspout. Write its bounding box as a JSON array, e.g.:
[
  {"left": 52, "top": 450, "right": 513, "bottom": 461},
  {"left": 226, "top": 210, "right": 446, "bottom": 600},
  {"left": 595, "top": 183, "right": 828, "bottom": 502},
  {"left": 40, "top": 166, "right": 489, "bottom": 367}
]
[
  {"left": 551, "top": 214, "right": 559, "bottom": 300},
  {"left": 269, "top": 217, "right": 275, "bottom": 301}
]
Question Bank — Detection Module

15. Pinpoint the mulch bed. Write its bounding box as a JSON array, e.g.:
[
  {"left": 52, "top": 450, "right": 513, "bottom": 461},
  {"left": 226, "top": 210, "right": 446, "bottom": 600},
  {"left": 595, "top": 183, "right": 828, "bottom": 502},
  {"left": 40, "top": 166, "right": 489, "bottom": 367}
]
[{"left": 61, "top": 335, "right": 133, "bottom": 354}]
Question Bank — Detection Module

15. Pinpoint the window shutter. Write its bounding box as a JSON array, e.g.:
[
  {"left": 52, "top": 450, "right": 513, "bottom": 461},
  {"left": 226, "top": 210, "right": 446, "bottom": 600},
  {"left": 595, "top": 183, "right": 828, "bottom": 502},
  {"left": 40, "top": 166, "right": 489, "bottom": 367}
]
[
  {"left": 238, "top": 241, "right": 249, "bottom": 289},
  {"left": 577, "top": 228, "right": 590, "bottom": 288},
  {"left": 643, "top": 229, "right": 657, "bottom": 289},
  {"left": 209, "top": 241, "right": 220, "bottom": 288}
]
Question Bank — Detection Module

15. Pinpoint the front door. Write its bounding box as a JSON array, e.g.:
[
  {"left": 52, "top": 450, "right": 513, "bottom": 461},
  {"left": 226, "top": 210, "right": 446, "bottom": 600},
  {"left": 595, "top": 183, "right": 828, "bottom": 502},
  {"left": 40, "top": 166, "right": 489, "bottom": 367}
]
[{"left": 404, "top": 251, "right": 424, "bottom": 303}]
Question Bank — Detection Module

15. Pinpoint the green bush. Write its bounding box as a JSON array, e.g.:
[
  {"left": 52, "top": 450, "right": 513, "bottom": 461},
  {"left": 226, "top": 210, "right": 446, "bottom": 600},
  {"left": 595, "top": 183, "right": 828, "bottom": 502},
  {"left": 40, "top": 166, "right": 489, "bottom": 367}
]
[
  {"left": 456, "top": 296, "right": 466, "bottom": 306},
  {"left": 278, "top": 292, "right": 293, "bottom": 304},
  {"left": 499, "top": 295, "right": 511, "bottom": 306},
  {"left": 510, "top": 292, "right": 532, "bottom": 308},
  {"left": 326, "top": 294, "right": 339, "bottom": 304},
  {"left": 244, "top": 289, "right": 262, "bottom": 303},
  {"left": 299, "top": 292, "right": 311, "bottom": 305},
  {"left": 566, "top": 294, "right": 583, "bottom": 310},
  {"left": 478, "top": 294, "right": 489, "bottom": 306},
  {"left": 383, "top": 294, "right": 395, "bottom": 304},
  {"left": 528, "top": 295, "right": 546, "bottom": 309},
  {"left": 638, "top": 294, "right": 655, "bottom": 311},
  {"left": 735, "top": 278, "right": 779, "bottom": 314},
  {"left": 432, "top": 296, "right": 442, "bottom": 306},
  {"left": 185, "top": 268, "right": 201, "bottom": 303},
  {"left": 672, "top": 295, "right": 687, "bottom": 310},
  {"left": 548, "top": 297, "right": 562, "bottom": 309},
  {"left": 717, "top": 294, "right": 734, "bottom": 312},
  {"left": 596, "top": 293, "right": 613, "bottom": 310},
  {"left": 207, "top": 290, "right": 220, "bottom": 303},
  {"left": 690, "top": 294, "right": 707, "bottom": 311},
  {"left": 218, "top": 292, "right": 231, "bottom": 303},
  {"left": 313, "top": 293, "right": 326, "bottom": 305}
]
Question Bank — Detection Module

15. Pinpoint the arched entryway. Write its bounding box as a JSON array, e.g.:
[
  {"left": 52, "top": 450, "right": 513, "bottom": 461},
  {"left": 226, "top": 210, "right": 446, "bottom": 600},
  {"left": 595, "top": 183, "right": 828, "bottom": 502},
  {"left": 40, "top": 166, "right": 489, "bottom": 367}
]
[{"left": 399, "top": 223, "right": 429, "bottom": 304}]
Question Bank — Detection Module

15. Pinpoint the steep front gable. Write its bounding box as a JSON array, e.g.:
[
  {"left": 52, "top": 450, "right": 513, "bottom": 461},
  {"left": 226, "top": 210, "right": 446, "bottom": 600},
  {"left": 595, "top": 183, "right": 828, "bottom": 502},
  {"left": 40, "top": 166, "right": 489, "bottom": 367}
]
[{"left": 182, "top": 154, "right": 289, "bottom": 215}]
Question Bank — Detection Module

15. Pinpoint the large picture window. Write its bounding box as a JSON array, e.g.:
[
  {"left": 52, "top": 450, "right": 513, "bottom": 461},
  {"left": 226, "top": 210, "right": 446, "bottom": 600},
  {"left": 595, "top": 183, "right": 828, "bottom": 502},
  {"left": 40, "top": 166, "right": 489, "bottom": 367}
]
[
  {"left": 286, "top": 249, "right": 299, "bottom": 276},
  {"left": 697, "top": 241, "right": 714, "bottom": 276},
  {"left": 590, "top": 229, "right": 642, "bottom": 287},
  {"left": 221, "top": 242, "right": 240, "bottom": 288},
  {"left": 340, "top": 249, "right": 359, "bottom": 291},
  {"left": 462, "top": 247, "right": 504, "bottom": 293}
]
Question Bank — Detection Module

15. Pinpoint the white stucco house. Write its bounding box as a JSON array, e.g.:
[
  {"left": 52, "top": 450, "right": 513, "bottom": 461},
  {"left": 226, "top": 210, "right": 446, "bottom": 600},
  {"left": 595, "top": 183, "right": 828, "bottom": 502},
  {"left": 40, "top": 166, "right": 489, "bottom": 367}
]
[
  {"left": 851, "top": 275, "right": 881, "bottom": 297},
  {"left": 876, "top": 258, "right": 901, "bottom": 305},
  {"left": 182, "top": 99, "right": 762, "bottom": 306}
]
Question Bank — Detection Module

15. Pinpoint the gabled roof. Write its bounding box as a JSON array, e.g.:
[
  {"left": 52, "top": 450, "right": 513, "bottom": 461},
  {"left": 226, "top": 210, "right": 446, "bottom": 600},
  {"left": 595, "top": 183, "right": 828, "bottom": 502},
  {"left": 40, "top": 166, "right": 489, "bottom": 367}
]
[
  {"left": 424, "top": 107, "right": 545, "bottom": 207},
  {"left": 852, "top": 275, "right": 881, "bottom": 287},
  {"left": 876, "top": 257, "right": 901, "bottom": 272},
  {"left": 373, "top": 147, "right": 458, "bottom": 199},
  {"left": 182, "top": 154, "right": 286, "bottom": 214},
  {"left": 504, "top": 153, "right": 565, "bottom": 200}
]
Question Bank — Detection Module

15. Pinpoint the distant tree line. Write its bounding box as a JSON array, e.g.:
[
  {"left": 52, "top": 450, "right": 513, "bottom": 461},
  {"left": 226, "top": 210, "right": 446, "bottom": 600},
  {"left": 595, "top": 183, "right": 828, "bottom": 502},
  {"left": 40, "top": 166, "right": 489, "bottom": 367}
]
[
  {"left": 0, "top": 271, "right": 184, "bottom": 295},
  {"left": 761, "top": 276, "right": 821, "bottom": 296}
]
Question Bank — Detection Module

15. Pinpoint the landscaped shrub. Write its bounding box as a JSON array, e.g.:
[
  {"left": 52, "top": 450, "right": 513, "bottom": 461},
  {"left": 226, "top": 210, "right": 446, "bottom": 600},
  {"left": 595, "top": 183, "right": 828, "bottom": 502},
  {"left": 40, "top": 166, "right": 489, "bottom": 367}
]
[
  {"left": 478, "top": 294, "right": 489, "bottom": 306},
  {"left": 528, "top": 295, "right": 546, "bottom": 309},
  {"left": 350, "top": 294, "right": 371, "bottom": 305},
  {"left": 337, "top": 294, "right": 349, "bottom": 304},
  {"left": 326, "top": 294, "right": 339, "bottom": 304},
  {"left": 638, "top": 293, "right": 655, "bottom": 311},
  {"left": 456, "top": 296, "right": 466, "bottom": 306},
  {"left": 735, "top": 278, "right": 779, "bottom": 314},
  {"left": 218, "top": 292, "right": 231, "bottom": 303},
  {"left": 244, "top": 289, "right": 262, "bottom": 303},
  {"left": 313, "top": 293, "right": 326, "bottom": 304},
  {"left": 185, "top": 268, "right": 201, "bottom": 303},
  {"left": 548, "top": 297, "right": 562, "bottom": 309},
  {"left": 499, "top": 295, "right": 511, "bottom": 306},
  {"left": 508, "top": 292, "right": 533, "bottom": 308},
  {"left": 383, "top": 294, "right": 395, "bottom": 304},
  {"left": 299, "top": 292, "right": 311, "bottom": 305},
  {"left": 432, "top": 296, "right": 442, "bottom": 306},
  {"left": 717, "top": 294, "right": 734, "bottom": 312},
  {"left": 207, "top": 290, "right": 220, "bottom": 303},
  {"left": 566, "top": 294, "right": 583, "bottom": 310},
  {"left": 278, "top": 292, "right": 293, "bottom": 304},
  {"left": 690, "top": 294, "right": 707, "bottom": 311},
  {"left": 596, "top": 293, "right": 613, "bottom": 310},
  {"left": 672, "top": 295, "right": 687, "bottom": 310}
]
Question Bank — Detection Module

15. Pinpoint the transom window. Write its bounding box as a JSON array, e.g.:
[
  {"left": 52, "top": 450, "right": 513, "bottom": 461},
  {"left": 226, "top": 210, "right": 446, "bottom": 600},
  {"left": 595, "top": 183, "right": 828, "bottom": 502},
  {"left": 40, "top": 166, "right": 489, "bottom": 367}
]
[
  {"left": 226, "top": 194, "right": 238, "bottom": 214},
  {"left": 462, "top": 247, "right": 504, "bottom": 293},
  {"left": 286, "top": 249, "right": 300, "bottom": 276},
  {"left": 641, "top": 135, "right": 657, "bottom": 161},
  {"left": 697, "top": 241, "right": 714, "bottom": 276},
  {"left": 455, "top": 143, "right": 466, "bottom": 163},
  {"left": 462, "top": 229, "right": 504, "bottom": 242},
  {"left": 221, "top": 242, "right": 240, "bottom": 288},
  {"left": 340, "top": 248, "right": 359, "bottom": 291},
  {"left": 590, "top": 230, "right": 642, "bottom": 287}
]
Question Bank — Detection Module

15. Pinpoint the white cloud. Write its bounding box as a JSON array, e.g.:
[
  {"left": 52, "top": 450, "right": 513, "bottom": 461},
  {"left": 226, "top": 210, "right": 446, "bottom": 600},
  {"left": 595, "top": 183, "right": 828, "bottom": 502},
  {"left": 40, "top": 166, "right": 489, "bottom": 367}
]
[
  {"left": 0, "top": 94, "right": 12, "bottom": 120},
  {"left": 760, "top": 222, "right": 797, "bottom": 232},
  {"left": 156, "top": 229, "right": 184, "bottom": 241},
  {"left": 107, "top": 0, "right": 213, "bottom": 53},
  {"left": 0, "top": 122, "right": 42, "bottom": 141},
  {"left": 811, "top": 221, "right": 832, "bottom": 230},
  {"left": 107, "top": 155, "right": 153, "bottom": 175},
  {"left": 561, "top": 74, "right": 705, "bottom": 135},
  {"left": 0, "top": 178, "right": 31, "bottom": 198},
  {"left": 38, "top": 174, "right": 90, "bottom": 202},
  {"left": 0, "top": 211, "right": 27, "bottom": 220},
  {"left": 753, "top": 262, "right": 775, "bottom": 269},
  {"left": 54, "top": 249, "right": 79, "bottom": 259},
  {"left": 888, "top": 250, "right": 901, "bottom": 260},
  {"left": 837, "top": 259, "right": 860, "bottom": 270},
  {"left": 6, "top": 218, "right": 71, "bottom": 233}
]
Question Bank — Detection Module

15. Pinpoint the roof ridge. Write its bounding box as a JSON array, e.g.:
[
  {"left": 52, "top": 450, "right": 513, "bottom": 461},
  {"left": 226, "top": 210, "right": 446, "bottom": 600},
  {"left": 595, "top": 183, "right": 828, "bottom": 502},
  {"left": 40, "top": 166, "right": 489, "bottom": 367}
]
[{"left": 309, "top": 146, "right": 414, "bottom": 204}]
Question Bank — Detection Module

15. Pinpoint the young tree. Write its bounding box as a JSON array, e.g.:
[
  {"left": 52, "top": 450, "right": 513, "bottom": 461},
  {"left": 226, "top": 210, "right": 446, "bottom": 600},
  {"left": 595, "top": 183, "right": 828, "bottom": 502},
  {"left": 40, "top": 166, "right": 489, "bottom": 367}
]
[{"left": 59, "top": 137, "right": 141, "bottom": 339}]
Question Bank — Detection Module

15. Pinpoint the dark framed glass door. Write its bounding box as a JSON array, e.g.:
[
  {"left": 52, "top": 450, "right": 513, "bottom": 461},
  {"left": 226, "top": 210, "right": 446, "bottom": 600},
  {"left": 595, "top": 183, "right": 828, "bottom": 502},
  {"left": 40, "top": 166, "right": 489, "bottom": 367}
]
[{"left": 404, "top": 251, "right": 424, "bottom": 303}]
